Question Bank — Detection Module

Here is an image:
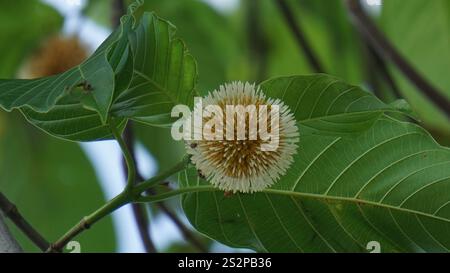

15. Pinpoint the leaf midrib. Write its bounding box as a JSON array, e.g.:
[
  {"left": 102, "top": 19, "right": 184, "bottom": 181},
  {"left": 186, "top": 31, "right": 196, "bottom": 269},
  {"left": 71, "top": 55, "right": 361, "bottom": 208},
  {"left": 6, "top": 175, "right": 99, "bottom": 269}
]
[
  {"left": 298, "top": 109, "right": 389, "bottom": 124},
  {"left": 264, "top": 188, "right": 450, "bottom": 224},
  {"left": 180, "top": 185, "right": 450, "bottom": 224}
]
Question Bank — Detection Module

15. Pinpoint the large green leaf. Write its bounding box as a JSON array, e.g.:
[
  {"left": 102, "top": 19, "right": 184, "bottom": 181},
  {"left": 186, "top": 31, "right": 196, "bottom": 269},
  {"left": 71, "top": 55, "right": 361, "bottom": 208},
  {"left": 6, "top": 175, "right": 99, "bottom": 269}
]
[
  {"left": 20, "top": 99, "right": 127, "bottom": 142},
  {"left": 0, "top": 14, "right": 132, "bottom": 122},
  {"left": 380, "top": 0, "right": 450, "bottom": 133},
  {"left": 261, "top": 75, "right": 396, "bottom": 135},
  {"left": 180, "top": 117, "right": 450, "bottom": 252},
  {"left": 111, "top": 12, "right": 198, "bottom": 125},
  {"left": 0, "top": 1, "right": 198, "bottom": 140},
  {"left": 0, "top": 114, "right": 115, "bottom": 252},
  {"left": 0, "top": 1, "right": 139, "bottom": 141}
]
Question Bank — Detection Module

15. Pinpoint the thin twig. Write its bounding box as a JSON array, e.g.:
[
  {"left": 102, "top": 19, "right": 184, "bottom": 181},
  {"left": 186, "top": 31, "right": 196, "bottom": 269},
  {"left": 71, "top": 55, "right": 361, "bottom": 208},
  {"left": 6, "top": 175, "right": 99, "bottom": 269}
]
[
  {"left": 368, "top": 43, "right": 402, "bottom": 99},
  {"left": 346, "top": 0, "right": 450, "bottom": 117},
  {"left": 125, "top": 124, "right": 208, "bottom": 252},
  {"left": 0, "top": 192, "right": 50, "bottom": 251},
  {"left": 274, "top": 0, "right": 324, "bottom": 72},
  {"left": 155, "top": 202, "right": 208, "bottom": 252},
  {"left": 360, "top": 36, "right": 401, "bottom": 100},
  {"left": 122, "top": 124, "right": 157, "bottom": 253},
  {"left": 144, "top": 182, "right": 208, "bottom": 252}
]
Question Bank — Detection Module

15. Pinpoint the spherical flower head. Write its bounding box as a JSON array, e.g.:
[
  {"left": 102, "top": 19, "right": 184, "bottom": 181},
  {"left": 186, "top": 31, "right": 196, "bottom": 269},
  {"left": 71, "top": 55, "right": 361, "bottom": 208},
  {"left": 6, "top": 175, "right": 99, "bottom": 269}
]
[
  {"left": 186, "top": 81, "right": 299, "bottom": 193},
  {"left": 22, "top": 36, "right": 88, "bottom": 79}
]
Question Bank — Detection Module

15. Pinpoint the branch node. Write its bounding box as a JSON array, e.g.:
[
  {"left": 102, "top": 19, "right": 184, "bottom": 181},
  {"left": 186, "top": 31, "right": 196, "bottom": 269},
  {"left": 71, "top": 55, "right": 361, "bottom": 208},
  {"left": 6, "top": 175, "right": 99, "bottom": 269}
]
[{"left": 81, "top": 217, "right": 91, "bottom": 230}]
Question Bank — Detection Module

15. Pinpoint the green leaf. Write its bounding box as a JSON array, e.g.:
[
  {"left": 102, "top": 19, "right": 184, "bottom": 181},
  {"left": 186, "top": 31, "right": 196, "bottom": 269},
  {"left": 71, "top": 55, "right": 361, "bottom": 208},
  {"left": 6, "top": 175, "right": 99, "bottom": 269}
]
[
  {"left": 180, "top": 117, "right": 450, "bottom": 252},
  {"left": 261, "top": 75, "right": 392, "bottom": 135},
  {"left": 0, "top": 114, "right": 116, "bottom": 252},
  {"left": 0, "top": 14, "right": 131, "bottom": 122},
  {"left": 20, "top": 99, "right": 127, "bottom": 142},
  {"left": 0, "top": 0, "right": 141, "bottom": 139},
  {"left": 380, "top": 0, "right": 450, "bottom": 133},
  {"left": 137, "top": 0, "right": 238, "bottom": 92},
  {"left": 0, "top": 1, "right": 198, "bottom": 139},
  {"left": 111, "top": 12, "right": 198, "bottom": 125}
]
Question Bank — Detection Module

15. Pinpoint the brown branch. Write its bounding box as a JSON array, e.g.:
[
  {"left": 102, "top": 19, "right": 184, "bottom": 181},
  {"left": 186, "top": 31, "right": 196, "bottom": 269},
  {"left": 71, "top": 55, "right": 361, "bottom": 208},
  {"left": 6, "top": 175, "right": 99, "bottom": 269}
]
[
  {"left": 0, "top": 192, "right": 50, "bottom": 252},
  {"left": 368, "top": 43, "right": 402, "bottom": 99},
  {"left": 112, "top": 0, "right": 126, "bottom": 28},
  {"left": 346, "top": 0, "right": 450, "bottom": 117},
  {"left": 360, "top": 35, "right": 401, "bottom": 100},
  {"left": 155, "top": 201, "right": 208, "bottom": 252},
  {"left": 274, "top": 0, "right": 324, "bottom": 73}
]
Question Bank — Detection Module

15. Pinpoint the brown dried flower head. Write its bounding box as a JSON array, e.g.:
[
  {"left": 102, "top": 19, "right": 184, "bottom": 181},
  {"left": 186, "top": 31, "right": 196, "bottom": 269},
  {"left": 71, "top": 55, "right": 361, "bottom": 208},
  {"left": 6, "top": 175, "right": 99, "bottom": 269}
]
[{"left": 26, "top": 36, "right": 88, "bottom": 78}]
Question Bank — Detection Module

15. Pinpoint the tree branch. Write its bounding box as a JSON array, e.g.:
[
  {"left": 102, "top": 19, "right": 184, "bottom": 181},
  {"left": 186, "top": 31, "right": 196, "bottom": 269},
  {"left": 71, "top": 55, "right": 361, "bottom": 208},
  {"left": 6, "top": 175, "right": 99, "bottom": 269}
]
[
  {"left": 0, "top": 192, "right": 49, "bottom": 251},
  {"left": 274, "top": 0, "right": 324, "bottom": 73},
  {"left": 346, "top": 0, "right": 450, "bottom": 117},
  {"left": 155, "top": 202, "right": 208, "bottom": 252},
  {"left": 360, "top": 35, "right": 401, "bottom": 100},
  {"left": 47, "top": 191, "right": 131, "bottom": 252},
  {"left": 122, "top": 124, "right": 157, "bottom": 253},
  {"left": 367, "top": 43, "right": 402, "bottom": 99}
]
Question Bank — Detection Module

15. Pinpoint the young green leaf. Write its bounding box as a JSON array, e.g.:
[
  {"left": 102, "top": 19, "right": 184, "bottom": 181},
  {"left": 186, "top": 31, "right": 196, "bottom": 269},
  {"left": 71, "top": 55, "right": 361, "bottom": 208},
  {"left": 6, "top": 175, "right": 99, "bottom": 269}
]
[{"left": 110, "top": 12, "right": 198, "bottom": 125}]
